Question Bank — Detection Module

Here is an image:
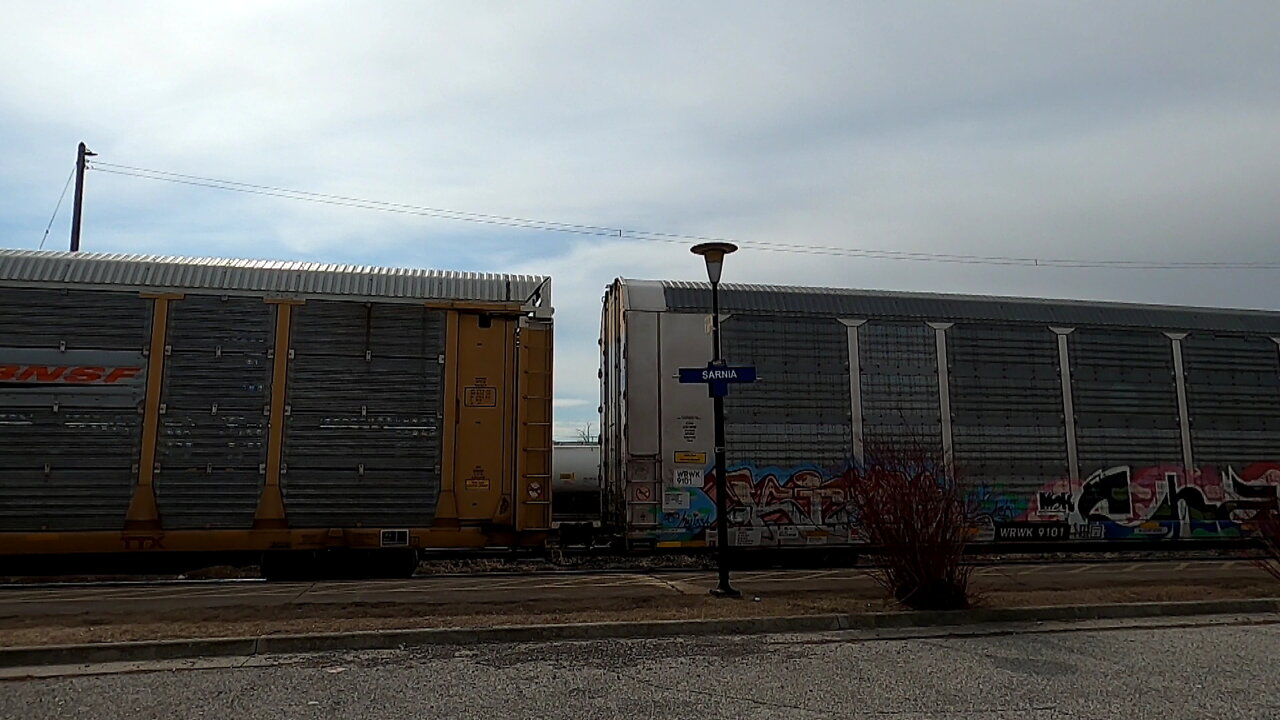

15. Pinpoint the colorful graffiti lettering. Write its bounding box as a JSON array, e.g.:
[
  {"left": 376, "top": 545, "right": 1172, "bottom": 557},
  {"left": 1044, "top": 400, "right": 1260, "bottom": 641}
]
[
  {"left": 655, "top": 460, "right": 1280, "bottom": 545},
  {"left": 965, "top": 484, "right": 1024, "bottom": 525},
  {"left": 1023, "top": 462, "right": 1280, "bottom": 540},
  {"left": 661, "top": 464, "right": 856, "bottom": 546}
]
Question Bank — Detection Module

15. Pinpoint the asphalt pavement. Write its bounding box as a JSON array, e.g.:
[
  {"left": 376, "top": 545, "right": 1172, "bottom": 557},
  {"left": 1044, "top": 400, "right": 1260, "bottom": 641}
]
[{"left": 2, "top": 615, "right": 1277, "bottom": 719}]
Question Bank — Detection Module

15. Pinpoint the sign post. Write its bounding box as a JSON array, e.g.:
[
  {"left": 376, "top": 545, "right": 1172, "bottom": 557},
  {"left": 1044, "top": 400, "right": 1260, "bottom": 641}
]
[
  {"left": 678, "top": 360, "right": 756, "bottom": 598},
  {"left": 689, "top": 240, "right": 748, "bottom": 598}
]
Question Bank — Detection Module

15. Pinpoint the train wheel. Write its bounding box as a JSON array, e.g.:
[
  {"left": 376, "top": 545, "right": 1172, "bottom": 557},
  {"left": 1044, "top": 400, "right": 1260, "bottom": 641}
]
[
  {"left": 259, "top": 550, "right": 321, "bottom": 581},
  {"left": 380, "top": 548, "right": 420, "bottom": 578},
  {"left": 329, "top": 549, "right": 420, "bottom": 579},
  {"left": 262, "top": 548, "right": 418, "bottom": 580}
]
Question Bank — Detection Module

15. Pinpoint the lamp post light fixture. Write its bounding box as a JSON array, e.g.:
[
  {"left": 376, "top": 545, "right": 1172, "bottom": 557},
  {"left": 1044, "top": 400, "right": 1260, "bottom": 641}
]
[{"left": 690, "top": 241, "right": 741, "bottom": 598}]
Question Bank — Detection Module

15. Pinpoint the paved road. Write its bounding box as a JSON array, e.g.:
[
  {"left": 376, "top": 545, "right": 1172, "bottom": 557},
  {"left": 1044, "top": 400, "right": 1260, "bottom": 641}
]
[
  {"left": 2, "top": 616, "right": 1278, "bottom": 718},
  {"left": 0, "top": 560, "right": 1261, "bottom": 616}
]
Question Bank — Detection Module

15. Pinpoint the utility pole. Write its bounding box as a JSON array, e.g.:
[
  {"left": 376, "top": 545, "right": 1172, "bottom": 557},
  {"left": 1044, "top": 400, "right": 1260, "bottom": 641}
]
[{"left": 69, "top": 142, "right": 96, "bottom": 252}]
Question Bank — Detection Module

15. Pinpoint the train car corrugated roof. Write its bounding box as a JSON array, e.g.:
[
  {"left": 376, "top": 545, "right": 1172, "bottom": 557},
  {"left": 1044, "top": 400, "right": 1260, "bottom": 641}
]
[
  {"left": 0, "top": 249, "right": 551, "bottom": 307},
  {"left": 635, "top": 279, "right": 1280, "bottom": 334}
]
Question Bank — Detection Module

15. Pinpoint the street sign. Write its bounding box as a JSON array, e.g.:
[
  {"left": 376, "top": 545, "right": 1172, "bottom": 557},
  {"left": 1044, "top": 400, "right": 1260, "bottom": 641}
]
[
  {"left": 678, "top": 365, "right": 756, "bottom": 384},
  {"left": 678, "top": 363, "right": 757, "bottom": 397}
]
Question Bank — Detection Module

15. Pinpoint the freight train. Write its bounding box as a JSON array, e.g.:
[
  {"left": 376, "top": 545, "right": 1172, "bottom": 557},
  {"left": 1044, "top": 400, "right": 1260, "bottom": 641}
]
[
  {"left": 0, "top": 250, "right": 553, "bottom": 576},
  {"left": 3, "top": 250, "right": 1278, "bottom": 576},
  {"left": 600, "top": 278, "right": 1280, "bottom": 551}
]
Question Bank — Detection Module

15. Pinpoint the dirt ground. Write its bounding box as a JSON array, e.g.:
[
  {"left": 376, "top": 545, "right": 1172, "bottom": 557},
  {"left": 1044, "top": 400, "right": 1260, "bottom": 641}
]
[
  {"left": 1, "top": 573, "right": 1275, "bottom": 648},
  {"left": 1, "top": 547, "right": 1263, "bottom": 584}
]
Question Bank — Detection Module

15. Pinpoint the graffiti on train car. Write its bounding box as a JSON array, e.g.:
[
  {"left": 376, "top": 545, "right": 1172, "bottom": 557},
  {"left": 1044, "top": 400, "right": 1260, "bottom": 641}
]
[
  {"left": 1034, "top": 462, "right": 1280, "bottom": 540},
  {"left": 662, "top": 464, "right": 859, "bottom": 546},
  {"left": 657, "top": 460, "right": 1280, "bottom": 545}
]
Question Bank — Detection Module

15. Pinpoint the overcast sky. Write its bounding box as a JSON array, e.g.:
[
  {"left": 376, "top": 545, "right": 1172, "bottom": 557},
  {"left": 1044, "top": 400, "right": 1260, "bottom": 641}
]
[{"left": 3, "top": 1, "right": 1279, "bottom": 438}]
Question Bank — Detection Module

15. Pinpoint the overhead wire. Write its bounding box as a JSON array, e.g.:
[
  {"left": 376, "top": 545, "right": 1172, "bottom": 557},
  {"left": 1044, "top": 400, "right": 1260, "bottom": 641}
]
[
  {"left": 37, "top": 165, "right": 77, "bottom": 250},
  {"left": 89, "top": 160, "right": 1280, "bottom": 271},
  {"left": 91, "top": 162, "right": 633, "bottom": 235}
]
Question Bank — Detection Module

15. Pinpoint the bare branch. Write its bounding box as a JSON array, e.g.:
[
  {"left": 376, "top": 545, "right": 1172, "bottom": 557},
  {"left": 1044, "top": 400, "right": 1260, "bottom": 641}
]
[{"left": 847, "top": 433, "right": 972, "bottom": 610}]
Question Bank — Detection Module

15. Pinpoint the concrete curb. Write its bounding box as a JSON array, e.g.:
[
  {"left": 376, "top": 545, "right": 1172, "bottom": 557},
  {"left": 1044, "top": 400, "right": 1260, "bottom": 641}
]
[{"left": 4, "top": 598, "right": 1279, "bottom": 669}]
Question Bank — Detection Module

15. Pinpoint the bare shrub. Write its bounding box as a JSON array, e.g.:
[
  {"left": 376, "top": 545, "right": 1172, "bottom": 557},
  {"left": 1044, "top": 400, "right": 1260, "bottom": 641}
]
[
  {"left": 848, "top": 438, "right": 973, "bottom": 610},
  {"left": 1251, "top": 503, "right": 1280, "bottom": 584}
]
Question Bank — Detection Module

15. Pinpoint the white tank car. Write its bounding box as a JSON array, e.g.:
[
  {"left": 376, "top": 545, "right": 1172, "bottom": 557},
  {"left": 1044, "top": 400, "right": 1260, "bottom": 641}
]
[{"left": 552, "top": 441, "right": 601, "bottom": 528}]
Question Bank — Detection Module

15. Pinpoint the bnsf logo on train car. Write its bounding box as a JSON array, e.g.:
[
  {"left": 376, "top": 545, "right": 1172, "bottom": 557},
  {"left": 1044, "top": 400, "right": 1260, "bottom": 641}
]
[{"left": 0, "top": 365, "right": 143, "bottom": 384}]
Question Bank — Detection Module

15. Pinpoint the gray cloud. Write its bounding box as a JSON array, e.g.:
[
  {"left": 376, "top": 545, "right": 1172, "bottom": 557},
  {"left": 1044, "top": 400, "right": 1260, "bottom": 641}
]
[{"left": 2, "top": 1, "right": 1278, "bottom": 436}]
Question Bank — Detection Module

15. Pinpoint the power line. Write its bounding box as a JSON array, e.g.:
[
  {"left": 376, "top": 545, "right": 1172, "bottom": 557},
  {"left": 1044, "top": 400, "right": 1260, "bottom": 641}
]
[
  {"left": 37, "top": 165, "right": 76, "bottom": 250},
  {"left": 93, "top": 161, "right": 625, "bottom": 234},
  {"left": 90, "top": 160, "right": 1280, "bottom": 271},
  {"left": 90, "top": 165, "right": 655, "bottom": 242}
]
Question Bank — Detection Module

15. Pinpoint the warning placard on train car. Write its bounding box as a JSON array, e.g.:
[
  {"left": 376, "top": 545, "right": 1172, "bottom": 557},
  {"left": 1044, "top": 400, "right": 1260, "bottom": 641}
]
[
  {"left": 662, "top": 488, "right": 690, "bottom": 511},
  {"left": 465, "top": 466, "right": 491, "bottom": 491},
  {"left": 993, "top": 522, "right": 1069, "bottom": 541},
  {"left": 463, "top": 386, "right": 497, "bottom": 407},
  {"left": 674, "top": 451, "right": 706, "bottom": 464}
]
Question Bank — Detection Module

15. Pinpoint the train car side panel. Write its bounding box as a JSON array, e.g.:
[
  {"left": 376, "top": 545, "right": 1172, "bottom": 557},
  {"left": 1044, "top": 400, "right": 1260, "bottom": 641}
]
[
  {"left": 281, "top": 300, "right": 446, "bottom": 528},
  {"left": 0, "top": 288, "right": 152, "bottom": 532},
  {"left": 716, "top": 313, "right": 854, "bottom": 548},
  {"left": 655, "top": 311, "right": 713, "bottom": 547},
  {"left": 450, "top": 312, "right": 513, "bottom": 524},
  {"left": 155, "top": 294, "right": 274, "bottom": 530},
  {"left": 252, "top": 301, "right": 294, "bottom": 530},
  {"left": 599, "top": 281, "right": 626, "bottom": 534},
  {"left": 1183, "top": 333, "right": 1280, "bottom": 465},
  {"left": 947, "top": 323, "right": 1071, "bottom": 540},
  {"left": 621, "top": 310, "right": 661, "bottom": 535}
]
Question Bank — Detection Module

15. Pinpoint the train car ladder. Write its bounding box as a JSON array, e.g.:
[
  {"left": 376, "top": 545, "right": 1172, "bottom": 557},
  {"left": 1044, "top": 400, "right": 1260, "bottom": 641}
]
[{"left": 515, "top": 317, "right": 554, "bottom": 532}]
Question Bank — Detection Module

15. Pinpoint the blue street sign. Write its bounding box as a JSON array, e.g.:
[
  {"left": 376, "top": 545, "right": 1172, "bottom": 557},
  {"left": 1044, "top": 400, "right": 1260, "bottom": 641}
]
[
  {"left": 679, "top": 364, "right": 757, "bottom": 398},
  {"left": 678, "top": 365, "right": 757, "bottom": 384}
]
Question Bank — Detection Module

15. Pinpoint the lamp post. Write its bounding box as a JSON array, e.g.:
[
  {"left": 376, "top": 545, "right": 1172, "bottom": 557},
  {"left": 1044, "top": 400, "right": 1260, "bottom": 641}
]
[{"left": 691, "top": 241, "right": 741, "bottom": 598}]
